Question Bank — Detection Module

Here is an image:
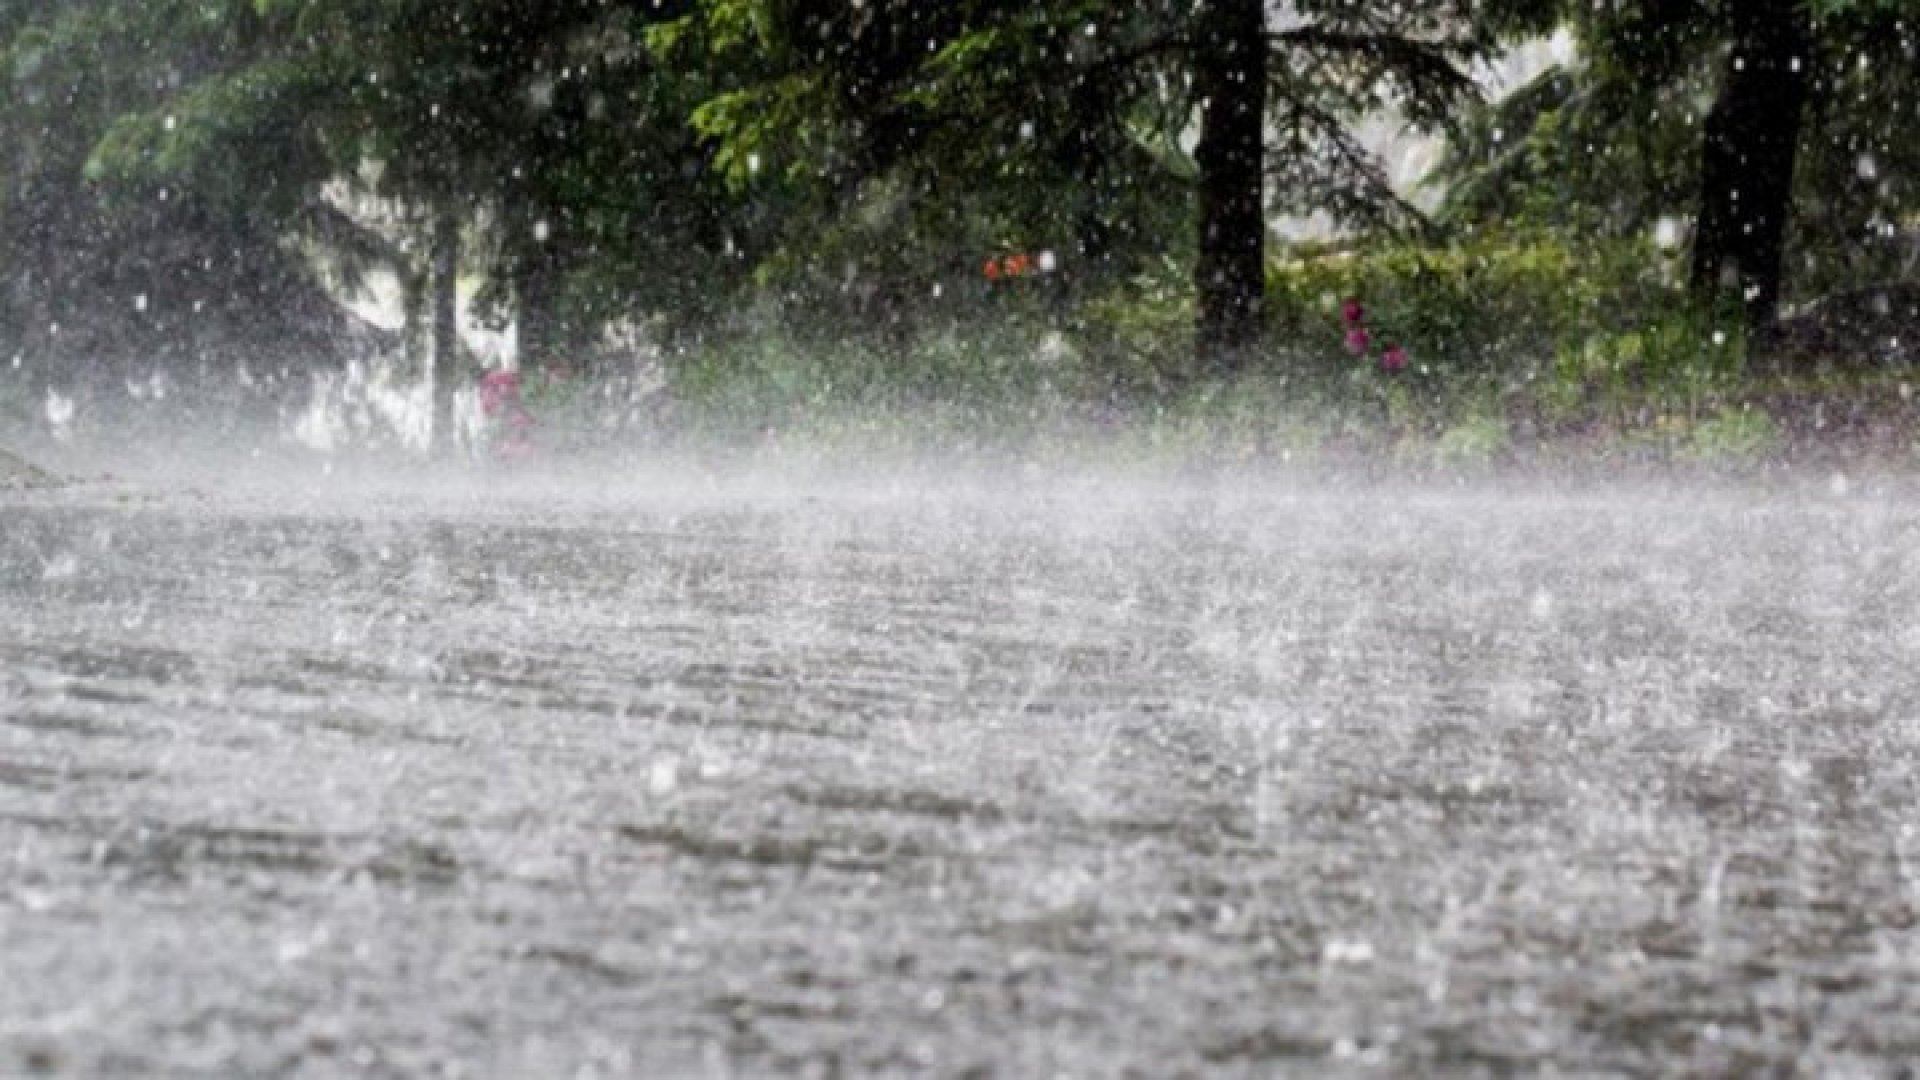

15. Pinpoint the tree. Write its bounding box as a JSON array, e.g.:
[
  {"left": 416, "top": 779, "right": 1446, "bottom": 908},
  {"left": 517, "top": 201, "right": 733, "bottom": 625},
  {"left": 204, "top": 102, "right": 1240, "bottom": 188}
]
[
  {"left": 1192, "top": 0, "right": 1268, "bottom": 369},
  {"left": 1688, "top": 0, "right": 1812, "bottom": 332},
  {"left": 0, "top": 1, "right": 346, "bottom": 401},
  {"left": 81, "top": 0, "right": 742, "bottom": 449},
  {"left": 1440, "top": 0, "right": 1917, "bottom": 335},
  {"left": 672, "top": 0, "right": 1486, "bottom": 371}
]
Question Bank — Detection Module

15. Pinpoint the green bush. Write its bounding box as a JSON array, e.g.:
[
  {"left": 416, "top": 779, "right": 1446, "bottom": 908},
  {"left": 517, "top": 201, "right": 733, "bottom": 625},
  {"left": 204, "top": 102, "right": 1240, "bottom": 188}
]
[
  {"left": 643, "top": 227, "right": 1786, "bottom": 463},
  {"left": 1074, "top": 259, "right": 1200, "bottom": 393},
  {"left": 1544, "top": 311, "right": 1746, "bottom": 425},
  {"left": 664, "top": 320, "right": 1097, "bottom": 442},
  {"left": 1267, "top": 227, "right": 1682, "bottom": 388},
  {"left": 1433, "top": 413, "right": 1512, "bottom": 467},
  {"left": 1684, "top": 405, "right": 1778, "bottom": 461}
]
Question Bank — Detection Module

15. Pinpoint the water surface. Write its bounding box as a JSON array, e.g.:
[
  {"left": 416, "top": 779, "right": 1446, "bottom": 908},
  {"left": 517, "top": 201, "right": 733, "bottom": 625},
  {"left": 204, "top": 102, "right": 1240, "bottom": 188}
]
[{"left": 4, "top": 469, "right": 1919, "bottom": 1075}]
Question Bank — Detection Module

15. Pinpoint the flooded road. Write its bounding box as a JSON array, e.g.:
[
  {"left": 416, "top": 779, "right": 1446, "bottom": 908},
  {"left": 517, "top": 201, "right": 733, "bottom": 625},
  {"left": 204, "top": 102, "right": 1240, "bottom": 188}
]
[{"left": 4, "top": 468, "right": 1920, "bottom": 1076}]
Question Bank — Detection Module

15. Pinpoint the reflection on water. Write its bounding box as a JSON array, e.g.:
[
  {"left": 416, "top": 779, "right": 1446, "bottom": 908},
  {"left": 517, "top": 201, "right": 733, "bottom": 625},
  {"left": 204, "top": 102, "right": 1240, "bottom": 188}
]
[{"left": 3, "top": 477, "right": 1919, "bottom": 1074}]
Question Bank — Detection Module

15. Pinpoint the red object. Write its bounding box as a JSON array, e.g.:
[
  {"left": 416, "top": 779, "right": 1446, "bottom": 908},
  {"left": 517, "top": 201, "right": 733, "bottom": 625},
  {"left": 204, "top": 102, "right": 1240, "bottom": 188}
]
[
  {"left": 1342, "top": 297, "right": 1365, "bottom": 325},
  {"left": 985, "top": 253, "right": 1041, "bottom": 282},
  {"left": 1380, "top": 344, "right": 1409, "bottom": 372},
  {"left": 479, "top": 370, "right": 521, "bottom": 415},
  {"left": 478, "top": 370, "right": 536, "bottom": 457},
  {"left": 1345, "top": 327, "right": 1371, "bottom": 356}
]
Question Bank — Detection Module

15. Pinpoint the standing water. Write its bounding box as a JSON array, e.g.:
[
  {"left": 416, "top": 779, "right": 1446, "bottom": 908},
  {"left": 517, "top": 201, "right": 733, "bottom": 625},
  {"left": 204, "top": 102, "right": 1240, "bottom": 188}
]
[{"left": 4, "top": 464, "right": 1920, "bottom": 1075}]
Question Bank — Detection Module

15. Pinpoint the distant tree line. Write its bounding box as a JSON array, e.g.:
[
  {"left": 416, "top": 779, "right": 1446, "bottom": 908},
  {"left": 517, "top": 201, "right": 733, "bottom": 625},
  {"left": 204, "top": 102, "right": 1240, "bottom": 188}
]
[{"left": 1, "top": 0, "right": 1913, "bottom": 426}]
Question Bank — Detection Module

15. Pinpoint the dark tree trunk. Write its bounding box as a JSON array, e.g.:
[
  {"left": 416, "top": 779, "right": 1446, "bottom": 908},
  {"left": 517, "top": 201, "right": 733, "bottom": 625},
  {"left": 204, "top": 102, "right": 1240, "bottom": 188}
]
[
  {"left": 514, "top": 244, "right": 559, "bottom": 376},
  {"left": 1066, "top": 79, "right": 1114, "bottom": 277},
  {"left": 1192, "top": 0, "right": 1267, "bottom": 374},
  {"left": 501, "top": 193, "right": 565, "bottom": 376},
  {"left": 401, "top": 266, "right": 427, "bottom": 379},
  {"left": 1690, "top": 2, "right": 1811, "bottom": 336},
  {"left": 430, "top": 209, "right": 460, "bottom": 456}
]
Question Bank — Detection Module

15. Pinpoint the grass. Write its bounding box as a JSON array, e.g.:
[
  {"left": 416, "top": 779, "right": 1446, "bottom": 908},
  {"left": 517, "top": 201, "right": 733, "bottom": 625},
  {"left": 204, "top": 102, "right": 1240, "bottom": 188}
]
[
  {"left": 8, "top": 274, "right": 1915, "bottom": 477},
  {"left": 635, "top": 316, "right": 1920, "bottom": 476}
]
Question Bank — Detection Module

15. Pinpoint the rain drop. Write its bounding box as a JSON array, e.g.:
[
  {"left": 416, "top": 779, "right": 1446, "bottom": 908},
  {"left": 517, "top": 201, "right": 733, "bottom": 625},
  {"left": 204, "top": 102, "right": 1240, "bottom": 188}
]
[
  {"left": 1528, "top": 589, "right": 1555, "bottom": 619},
  {"left": 648, "top": 758, "right": 679, "bottom": 796},
  {"left": 45, "top": 388, "right": 74, "bottom": 429}
]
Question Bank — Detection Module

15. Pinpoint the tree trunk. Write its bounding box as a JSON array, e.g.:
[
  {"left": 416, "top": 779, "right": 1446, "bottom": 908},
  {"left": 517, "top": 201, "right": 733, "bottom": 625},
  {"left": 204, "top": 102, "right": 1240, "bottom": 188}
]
[
  {"left": 514, "top": 244, "right": 557, "bottom": 377},
  {"left": 1192, "top": 0, "right": 1267, "bottom": 374},
  {"left": 1066, "top": 78, "right": 1114, "bottom": 280},
  {"left": 430, "top": 209, "right": 460, "bottom": 457},
  {"left": 1690, "top": 2, "right": 1811, "bottom": 337}
]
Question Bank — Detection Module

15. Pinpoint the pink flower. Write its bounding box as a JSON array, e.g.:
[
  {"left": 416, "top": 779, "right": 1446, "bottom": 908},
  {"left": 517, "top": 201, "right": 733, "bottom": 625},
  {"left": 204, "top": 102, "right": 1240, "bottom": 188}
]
[
  {"left": 495, "top": 406, "right": 536, "bottom": 458},
  {"left": 1345, "top": 327, "right": 1371, "bottom": 356},
  {"left": 1380, "top": 344, "right": 1408, "bottom": 372},
  {"left": 477, "top": 369, "right": 537, "bottom": 459},
  {"left": 1342, "top": 297, "right": 1365, "bottom": 326},
  {"left": 479, "top": 370, "right": 521, "bottom": 417}
]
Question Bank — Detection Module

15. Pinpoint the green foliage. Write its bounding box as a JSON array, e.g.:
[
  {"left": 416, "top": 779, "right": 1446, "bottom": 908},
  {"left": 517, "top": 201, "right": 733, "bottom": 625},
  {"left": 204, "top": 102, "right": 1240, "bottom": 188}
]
[
  {"left": 1434, "top": 413, "right": 1512, "bottom": 466},
  {"left": 1433, "top": 65, "right": 1705, "bottom": 236},
  {"left": 670, "top": 0, "right": 1497, "bottom": 348},
  {"left": 1808, "top": 0, "right": 1905, "bottom": 14},
  {"left": 1268, "top": 228, "right": 1680, "bottom": 385},
  {"left": 0, "top": 0, "right": 337, "bottom": 381},
  {"left": 1683, "top": 405, "right": 1778, "bottom": 461},
  {"left": 1439, "top": 0, "right": 1918, "bottom": 310},
  {"left": 664, "top": 319, "right": 1098, "bottom": 446},
  {"left": 86, "top": 57, "right": 334, "bottom": 217},
  {"left": 1077, "top": 266, "right": 1200, "bottom": 392},
  {"left": 1791, "top": 5, "right": 1919, "bottom": 295},
  {"left": 0, "top": 0, "right": 1909, "bottom": 462},
  {"left": 1538, "top": 309, "right": 1746, "bottom": 435}
]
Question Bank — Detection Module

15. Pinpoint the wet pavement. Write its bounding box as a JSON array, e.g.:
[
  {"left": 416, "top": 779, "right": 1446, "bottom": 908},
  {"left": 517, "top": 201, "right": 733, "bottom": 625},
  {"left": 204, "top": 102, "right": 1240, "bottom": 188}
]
[{"left": 4, "top": 468, "right": 1920, "bottom": 1076}]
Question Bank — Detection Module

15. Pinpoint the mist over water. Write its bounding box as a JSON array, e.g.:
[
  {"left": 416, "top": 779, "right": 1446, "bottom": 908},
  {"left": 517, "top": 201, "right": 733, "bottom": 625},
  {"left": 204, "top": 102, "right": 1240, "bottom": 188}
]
[{"left": 5, "top": 431, "right": 1920, "bottom": 1074}]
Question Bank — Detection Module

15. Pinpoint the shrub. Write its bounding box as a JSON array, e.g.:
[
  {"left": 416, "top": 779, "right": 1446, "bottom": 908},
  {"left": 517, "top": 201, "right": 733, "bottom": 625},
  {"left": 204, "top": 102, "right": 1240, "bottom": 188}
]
[
  {"left": 1543, "top": 311, "right": 1746, "bottom": 426},
  {"left": 1433, "top": 413, "right": 1512, "bottom": 467},
  {"left": 1684, "top": 405, "right": 1778, "bottom": 461},
  {"left": 1266, "top": 227, "right": 1682, "bottom": 389}
]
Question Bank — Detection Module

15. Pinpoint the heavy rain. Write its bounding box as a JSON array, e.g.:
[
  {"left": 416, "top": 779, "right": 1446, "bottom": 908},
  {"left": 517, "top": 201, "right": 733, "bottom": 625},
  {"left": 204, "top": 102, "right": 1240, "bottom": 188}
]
[{"left": 4, "top": 1, "right": 1920, "bottom": 1076}]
